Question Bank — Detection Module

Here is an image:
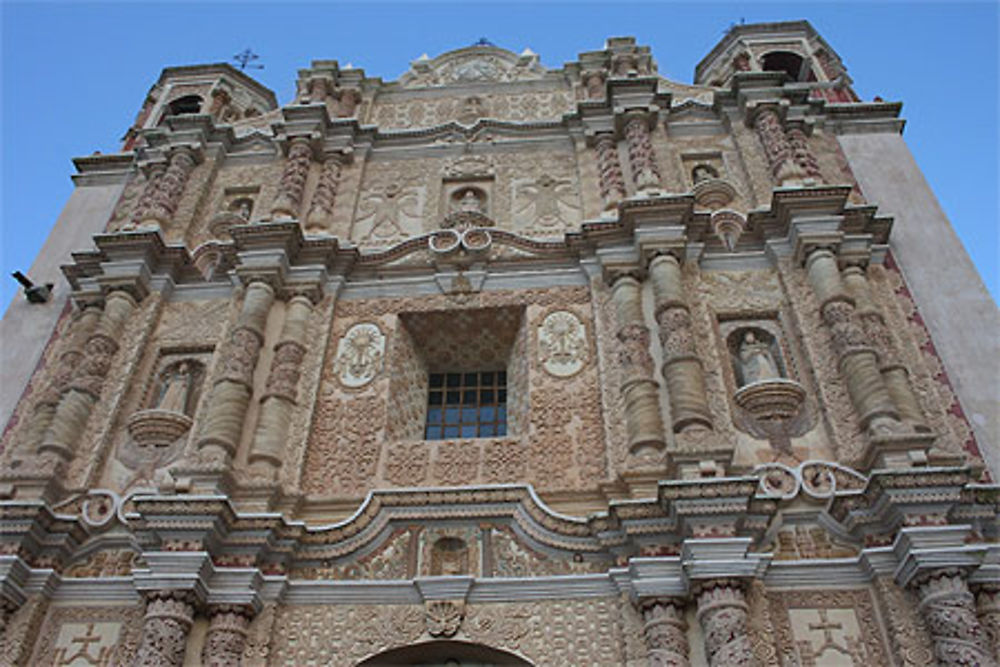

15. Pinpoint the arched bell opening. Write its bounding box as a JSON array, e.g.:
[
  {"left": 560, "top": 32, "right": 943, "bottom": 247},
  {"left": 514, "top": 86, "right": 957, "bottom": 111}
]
[{"left": 356, "top": 639, "right": 534, "bottom": 667}]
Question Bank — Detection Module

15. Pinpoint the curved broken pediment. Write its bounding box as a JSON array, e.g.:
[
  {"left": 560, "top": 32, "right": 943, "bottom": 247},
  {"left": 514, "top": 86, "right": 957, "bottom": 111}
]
[{"left": 400, "top": 45, "right": 546, "bottom": 89}]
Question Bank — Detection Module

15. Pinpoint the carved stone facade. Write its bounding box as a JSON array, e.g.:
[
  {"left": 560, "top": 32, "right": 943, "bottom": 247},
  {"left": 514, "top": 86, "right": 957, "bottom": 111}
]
[{"left": 1, "top": 23, "right": 996, "bottom": 667}]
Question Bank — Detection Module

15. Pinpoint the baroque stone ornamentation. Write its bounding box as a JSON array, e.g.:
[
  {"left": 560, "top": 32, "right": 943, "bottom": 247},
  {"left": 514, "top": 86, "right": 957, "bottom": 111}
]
[
  {"left": 594, "top": 132, "right": 627, "bottom": 209},
  {"left": 696, "top": 582, "right": 754, "bottom": 666},
  {"left": 537, "top": 309, "right": 588, "bottom": 377},
  {"left": 132, "top": 592, "right": 195, "bottom": 667},
  {"left": 915, "top": 570, "right": 997, "bottom": 666},
  {"left": 270, "top": 138, "right": 313, "bottom": 218},
  {"left": 624, "top": 113, "right": 661, "bottom": 190},
  {"left": 334, "top": 322, "right": 386, "bottom": 388},
  {"left": 424, "top": 600, "right": 465, "bottom": 637},
  {"left": 639, "top": 597, "right": 690, "bottom": 666}
]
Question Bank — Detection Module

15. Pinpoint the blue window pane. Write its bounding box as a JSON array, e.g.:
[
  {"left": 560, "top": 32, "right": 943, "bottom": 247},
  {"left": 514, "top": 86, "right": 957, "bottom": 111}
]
[
  {"left": 464, "top": 372, "right": 478, "bottom": 385},
  {"left": 481, "top": 390, "right": 494, "bottom": 403},
  {"left": 498, "top": 406, "right": 507, "bottom": 422},
  {"left": 480, "top": 406, "right": 494, "bottom": 422},
  {"left": 480, "top": 424, "right": 495, "bottom": 437},
  {"left": 426, "top": 426, "right": 442, "bottom": 439},
  {"left": 462, "top": 406, "right": 478, "bottom": 422},
  {"left": 498, "top": 370, "right": 507, "bottom": 384},
  {"left": 429, "top": 374, "right": 444, "bottom": 388},
  {"left": 444, "top": 425, "right": 459, "bottom": 438},
  {"left": 445, "top": 407, "right": 460, "bottom": 423},
  {"left": 464, "top": 389, "right": 477, "bottom": 403},
  {"left": 428, "top": 391, "right": 442, "bottom": 406},
  {"left": 446, "top": 391, "right": 460, "bottom": 404},
  {"left": 446, "top": 374, "right": 461, "bottom": 388},
  {"left": 496, "top": 423, "right": 507, "bottom": 436},
  {"left": 427, "top": 407, "right": 442, "bottom": 424},
  {"left": 498, "top": 389, "right": 507, "bottom": 403},
  {"left": 482, "top": 372, "right": 494, "bottom": 384},
  {"left": 461, "top": 424, "right": 477, "bottom": 437}
]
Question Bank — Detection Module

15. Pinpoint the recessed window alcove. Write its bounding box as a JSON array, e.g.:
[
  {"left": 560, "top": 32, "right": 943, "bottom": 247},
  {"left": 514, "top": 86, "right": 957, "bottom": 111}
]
[{"left": 357, "top": 640, "right": 533, "bottom": 667}]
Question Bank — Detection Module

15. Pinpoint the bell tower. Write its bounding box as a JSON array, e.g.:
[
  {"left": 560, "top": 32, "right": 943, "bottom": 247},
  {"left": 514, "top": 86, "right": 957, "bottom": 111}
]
[{"left": 695, "top": 20, "right": 859, "bottom": 103}]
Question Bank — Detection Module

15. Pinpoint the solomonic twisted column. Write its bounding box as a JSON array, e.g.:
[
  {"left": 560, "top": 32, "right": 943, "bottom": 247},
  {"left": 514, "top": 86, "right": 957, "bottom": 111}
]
[
  {"left": 39, "top": 290, "right": 138, "bottom": 463},
  {"left": 305, "top": 154, "right": 342, "bottom": 232},
  {"left": 639, "top": 597, "right": 690, "bottom": 666},
  {"left": 270, "top": 137, "right": 313, "bottom": 219},
  {"left": 132, "top": 591, "right": 196, "bottom": 667},
  {"left": 842, "top": 265, "right": 927, "bottom": 430},
  {"left": 976, "top": 585, "right": 1000, "bottom": 662},
  {"left": 131, "top": 147, "right": 197, "bottom": 230},
  {"left": 623, "top": 112, "right": 661, "bottom": 191},
  {"left": 752, "top": 107, "right": 805, "bottom": 186},
  {"left": 649, "top": 254, "right": 713, "bottom": 433},
  {"left": 248, "top": 294, "right": 313, "bottom": 477},
  {"left": 786, "top": 126, "right": 823, "bottom": 183},
  {"left": 610, "top": 273, "right": 667, "bottom": 456},
  {"left": 201, "top": 605, "right": 254, "bottom": 667},
  {"left": 695, "top": 581, "right": 754, "bottom": 667},
  {"left": 16, "top": 305, "right": 101, "bottom": 456},
  {"left": 594, "top": 132, "right": 627, "bottom": 210},
  {"left": 805, "top": 248, "right": 900, "bottom": 439},
  {"left": 197, "top": 281, "right": 275, "bottom": 462},
  {"left": 914, "top": 570, "right": 997, "bottom": 666}
]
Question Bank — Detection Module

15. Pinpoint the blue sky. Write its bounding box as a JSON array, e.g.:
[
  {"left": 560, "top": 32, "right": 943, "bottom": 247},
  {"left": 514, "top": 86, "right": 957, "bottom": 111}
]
[{"left": 2, "top": 2, "right": 997, "bottom": 309}]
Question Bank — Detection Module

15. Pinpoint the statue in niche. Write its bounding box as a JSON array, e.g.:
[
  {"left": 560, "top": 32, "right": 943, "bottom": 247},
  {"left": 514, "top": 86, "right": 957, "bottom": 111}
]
[
  {"left": 229, "top": 197, "right": 254, "bottom": 220},
  {"left": 737, "top": 330, "right": 782, "bottom": 385},
  {"left": 151, "top": 360, "right": 201, "bottom": 415},
  {"left": 692, "top": 164, "right": 720, "bottom": 184},
  {"left": 430, "top": 537, "right": 469, "bottom": 576},
  {"left": 452, "top": 187, "right": 486, "bottom": 215}
]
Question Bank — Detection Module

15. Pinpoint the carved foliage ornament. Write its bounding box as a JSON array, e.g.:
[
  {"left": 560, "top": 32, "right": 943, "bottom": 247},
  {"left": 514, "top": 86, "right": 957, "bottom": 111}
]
[
  {"left": 538, "top": 310, "right": 588, "bottom": 378},
  {"left": 335, "top": 322, "right": 386, "bottom": 388}
]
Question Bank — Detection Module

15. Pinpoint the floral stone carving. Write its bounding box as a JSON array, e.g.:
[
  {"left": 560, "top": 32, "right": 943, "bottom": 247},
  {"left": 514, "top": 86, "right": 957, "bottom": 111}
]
[
  {"left": 335, "top": 322, "right": 386, "bottom": 388},
  {"left": 538, "top": 310, "right": 588, "bottom": 378},
  {"left": 425, "top": 600, "right": 465, "bottom": 637}
]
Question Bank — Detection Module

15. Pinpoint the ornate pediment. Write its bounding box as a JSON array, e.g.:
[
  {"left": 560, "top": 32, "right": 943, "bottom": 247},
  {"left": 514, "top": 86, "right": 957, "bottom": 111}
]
[{"left": 399, "top": 45, "right": 546, "bottom": 89}]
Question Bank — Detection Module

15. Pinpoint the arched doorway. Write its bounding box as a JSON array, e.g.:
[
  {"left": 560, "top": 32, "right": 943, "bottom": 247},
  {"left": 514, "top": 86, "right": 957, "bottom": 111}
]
[{"left": 357, "top": 640, "right": 533, "bottom": 667}]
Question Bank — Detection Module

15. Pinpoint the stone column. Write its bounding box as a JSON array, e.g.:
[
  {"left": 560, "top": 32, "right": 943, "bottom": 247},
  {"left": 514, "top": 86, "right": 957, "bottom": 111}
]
[
  {"left": 248, "top": 294, "right": 312, "bottom": 477},
  {"left": 842, "top": 265, "right": 927, "bottom": 430},
  {"left": 305, "top": 154, "right": 342, "bottom": 232},
  {"left": 132, "top": 591, "right": 196, "bottom": 667},
  {"left": 752, "top": 107, "right": 804, "bottom": 186},
  {"left": 197, "top": 281, "right": 275, "bottom": 462},
  {"left": 649, "top": 254, "right": 713, "bottom": 433},
  {"left": 786, "top": 126, "right": 823, "bottom": 183},
  {"left": 976, "top": 585, "right": 1000, "bottom": 662},
  {"left": 270, "top": 138, "right": 313, "bottom": 219},
  {"left": 805, "top": 249, "right": 899, "bottom": 435},
  {"left": 131, "top": 147, "right": 197, "bottom": 229},
  {"left": 17, "top": 305, "right": 101, "bottom": 455},
  {"left": 914, "top": 570, "right": 997, "bottom": 666},
  {"left": 201, "top": 605, "right": 253, "bottom": 667},
  {"left": 695, "top": 581, "right": 754, "bottom": 667},
  {"left": 623, "top": 112, "right": 661, "bottom": 191},
  {"left": 39, "top": 290, "right": 137, "bottom": 463},
  {"left": 610, "top": 274, "right": 666, "bottom": 455},
  {"left": 594, "top": 132, "right": 627, "bottom": 210},
  {"left": 639, "top": 597, "right": 690, "bottom": 666}
]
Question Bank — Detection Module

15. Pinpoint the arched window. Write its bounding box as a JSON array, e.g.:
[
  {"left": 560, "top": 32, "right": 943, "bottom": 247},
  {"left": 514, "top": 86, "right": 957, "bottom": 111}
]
[
  {"left": 761, "top": 51, "right": 813, "bottom": 82},
  {"left": 357, "top": 640, "right": 533, "bottom": 666},
  {"left": 167, "top": 95, "right": 203, "bottom": 116}
]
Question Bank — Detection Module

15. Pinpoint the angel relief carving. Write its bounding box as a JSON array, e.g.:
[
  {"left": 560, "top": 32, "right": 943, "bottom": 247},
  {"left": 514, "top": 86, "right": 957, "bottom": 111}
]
[
  {"left": 513, "top": 174, "right": 580, "bottom": 232},
  {"left": 355, "top": 181, "right": 424, "bottom": 243}
]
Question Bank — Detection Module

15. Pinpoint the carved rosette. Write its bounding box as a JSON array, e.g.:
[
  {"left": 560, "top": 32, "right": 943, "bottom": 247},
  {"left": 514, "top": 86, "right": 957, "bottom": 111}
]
[
  {"left": 915, "top": 571, "right": 997, "bottom": 666},
  {"left": 271, "top": 138, "right": 313, "bottom": 218},
  {"left": 132, "top": 592, "right": 195, "bottom": 667},
  {"left": 305, "top": 154, "right": 342, "bottom": 231},
  {"left": 640, "top": 597, "right": 690, "bottom": 666},
  {"left": 695, "top": 583, "right": 754, "bottom": 667},
  {"left": 132, "top": 148, "right": 197, "bottom": 229},
  {"left": 425, "top": 600, "right": 465, "bottom": 638},
  {"left": 624, "top": 113, "right": 661, "bottom": 190},
  {"left": 594, "top": 133, "right": 627, "bottom": 209},
  {"left": 201, "top": 606, "right": 253, "bottom": 667},
  {"left": 752, "top": 107, "right": 803, "bottom": 186}
]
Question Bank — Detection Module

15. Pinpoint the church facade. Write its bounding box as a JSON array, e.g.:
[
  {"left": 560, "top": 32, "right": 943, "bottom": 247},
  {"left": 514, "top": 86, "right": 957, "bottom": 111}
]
[{"left": 1, "top": 21, "right": 998, "bottom": 666}]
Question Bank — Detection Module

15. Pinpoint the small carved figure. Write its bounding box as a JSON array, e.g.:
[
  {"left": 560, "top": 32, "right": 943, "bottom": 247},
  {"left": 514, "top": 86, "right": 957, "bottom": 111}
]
[
  {"left": 455, "top": 188, "right": 484, "bottom": 214},
  {"left": 430, "top": 537, "right": 469, "bottom": 576},
  {"left": 692, "top": 164, "right": 719, "bottom": 183},
  {"left": 153, "top": 361, "right": 194, "bottom": 414},
  {"left": 738, "top": 331, "right": 781, "bottom": 385},
  {"left": 230, "top": 198, "right": 253, "bottom": 220}
]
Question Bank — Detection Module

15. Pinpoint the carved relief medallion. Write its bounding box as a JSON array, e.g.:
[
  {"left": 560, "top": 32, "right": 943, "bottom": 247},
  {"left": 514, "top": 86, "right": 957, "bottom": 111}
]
[
  {"left": 335, "top": 323, "right": 386, "bottom": 388},
  {"left": 538, "top": 310, "right": 588, "bottom": 377}
]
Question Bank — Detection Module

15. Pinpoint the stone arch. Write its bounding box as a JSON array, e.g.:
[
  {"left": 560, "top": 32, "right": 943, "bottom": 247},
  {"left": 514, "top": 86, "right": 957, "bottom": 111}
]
[{"left": 356, "top": 639, "right": 534, "bottom": 666}]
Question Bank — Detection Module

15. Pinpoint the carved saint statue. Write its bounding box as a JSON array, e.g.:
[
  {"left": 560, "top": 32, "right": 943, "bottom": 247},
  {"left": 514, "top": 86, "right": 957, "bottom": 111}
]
[
  {"left": 738, "top": 331, "right": 781, "bottom": 385},
  {"left": 153, "top": 361, "right": 194, "bottom": 414},
  {"left": 692, "top": 164, "right": 719, "bottom": 184},
  {"left": 456, "top": 188, "right": 484, "bottom": 213}
]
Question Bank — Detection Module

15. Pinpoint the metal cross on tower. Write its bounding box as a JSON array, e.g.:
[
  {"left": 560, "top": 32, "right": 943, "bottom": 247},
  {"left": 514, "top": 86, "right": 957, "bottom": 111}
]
[{"left": 233, "top": 48, "right": 264, "bottom": 71}]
